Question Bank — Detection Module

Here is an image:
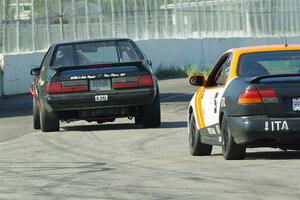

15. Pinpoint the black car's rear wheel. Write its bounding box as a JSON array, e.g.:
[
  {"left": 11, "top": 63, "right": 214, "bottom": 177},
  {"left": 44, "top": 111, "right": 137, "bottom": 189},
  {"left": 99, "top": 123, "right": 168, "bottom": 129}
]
[
  {"left": 40, "top": 106, "right": 60, "bottom": 132},
  {"left": 134, "top": 115, "right": 142, "bottom": 125},
  {"left": 33, "top": 99, "right": 41, "bottom": 129},
  {"left": 189, "top": 112, "right": 212, "bottom": 156},
  {"left": 221, "top": 117, "right": 246, "bottom": 160},
  {"left": 141, "top": 92, "right": 161, "bottom": 128}
]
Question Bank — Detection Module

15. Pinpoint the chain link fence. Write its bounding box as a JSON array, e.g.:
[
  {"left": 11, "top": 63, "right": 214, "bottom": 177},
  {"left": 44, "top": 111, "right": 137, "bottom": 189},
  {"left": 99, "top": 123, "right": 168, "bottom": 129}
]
[{"left": 1, "top": 0, "right": 300, "bottom": 53}]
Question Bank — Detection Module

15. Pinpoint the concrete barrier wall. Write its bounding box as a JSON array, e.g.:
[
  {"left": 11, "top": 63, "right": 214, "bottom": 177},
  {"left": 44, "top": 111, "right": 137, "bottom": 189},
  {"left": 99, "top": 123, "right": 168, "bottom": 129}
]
[
  {"left": 137, "top": 36, "right": 300, "bottom": 69},
  {"left": 2, "top": 37, "right": 300, "bottom": 95},
  {"left": 2, "top": 51, "right": 45, "bottom": 95}
]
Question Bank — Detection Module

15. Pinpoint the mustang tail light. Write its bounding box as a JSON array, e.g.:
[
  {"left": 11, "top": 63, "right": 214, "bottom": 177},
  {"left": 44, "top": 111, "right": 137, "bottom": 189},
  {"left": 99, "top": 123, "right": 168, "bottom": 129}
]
[
  {"left": 112, "top": 75, "right": 153, "bottom": 89},
  {"left": 45, "top": 81, "right": 88, "bottom": 94},
  {"left": 238, "top": 88, "right": 278, "bottom": 105},
  {"left": 138, "top": 75, "right": 153, "bottom": 87},
  {"left": 112, "top": 76, "right": 139, "bottom": 89},
  {"left": 61, "top": 80, "right": 88, "bottom": 93},
  {"left": 62, "top": 85, "right": 88, "bottom": 93},
  {"left": 45, "top": 82, "right": 62, "bottom": 94}
]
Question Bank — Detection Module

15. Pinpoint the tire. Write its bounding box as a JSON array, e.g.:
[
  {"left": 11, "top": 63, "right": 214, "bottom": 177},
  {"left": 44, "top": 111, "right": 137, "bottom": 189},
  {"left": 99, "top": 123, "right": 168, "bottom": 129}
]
[
  {"left": 141, "top": 92, "right": 161, "bottom": 128},
  {"left": 134, "top": 115, "right": 142, "bottom": 125},
  {"left": 40, "top": 105, "right": 60, "bottom": 132},
  {"left": 221, "top": 117, "right": 246, "bottom": 160},
  {"left": 33, "top": 99, "right": 41, "bottom": 129},
  {"left": 189, "top": 112, "right": 212, "bottom": 156}
]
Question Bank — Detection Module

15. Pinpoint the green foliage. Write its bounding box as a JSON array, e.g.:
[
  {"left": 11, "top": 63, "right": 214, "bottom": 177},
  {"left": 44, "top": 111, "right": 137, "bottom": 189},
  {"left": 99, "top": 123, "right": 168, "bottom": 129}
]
[
  {"left": 155, "top": 65, "right": 209, "bottom": 80},
  {"left": 33, "top": 0, "right": 57, "bottom": 15},
  {"left": 34, "top": 0, "right": 42, "bottom": 14},
  {"left": 155, "top": 67, "right": 187, "bottom": 80},
  {"left": 186, "top": 67, "right": 210, "bottom": 77}
]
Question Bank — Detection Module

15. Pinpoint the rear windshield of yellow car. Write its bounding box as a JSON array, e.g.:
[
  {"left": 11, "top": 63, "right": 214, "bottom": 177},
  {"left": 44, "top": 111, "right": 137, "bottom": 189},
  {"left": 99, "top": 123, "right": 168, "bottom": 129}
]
[{"left": 237, "top": 50, "right": 300, "bottom": 77}]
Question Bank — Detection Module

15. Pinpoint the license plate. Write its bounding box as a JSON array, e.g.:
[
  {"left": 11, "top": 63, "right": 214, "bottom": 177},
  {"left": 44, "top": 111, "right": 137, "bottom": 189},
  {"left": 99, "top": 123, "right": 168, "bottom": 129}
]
[
  {"left": 90, "top": 79, "right": 111, "bottom": 91},
  {"left": 292, "top": 98, "right": 300, "bottom": 111},
  {"left": 95, "top": 95, "right": 108, "bottom": 102}
]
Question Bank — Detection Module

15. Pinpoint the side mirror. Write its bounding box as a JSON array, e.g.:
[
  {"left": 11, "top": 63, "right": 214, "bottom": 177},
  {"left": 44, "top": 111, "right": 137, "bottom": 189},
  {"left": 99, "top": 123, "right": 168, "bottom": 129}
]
[
  {"left": 147, "top": 60, "right": 152, "bottom": 67},
  {"left": 189, "top": 75, "right": 205, "bottom": 86},
  {"left": 30, "top": 68, "right": 41, "bottom": 76}
]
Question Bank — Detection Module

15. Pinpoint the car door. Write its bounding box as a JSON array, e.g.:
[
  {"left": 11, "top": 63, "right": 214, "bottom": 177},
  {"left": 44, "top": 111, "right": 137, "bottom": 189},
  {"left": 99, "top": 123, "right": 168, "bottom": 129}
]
[{"left": 202, "top": 53, "right": 232, "bottom": 128}]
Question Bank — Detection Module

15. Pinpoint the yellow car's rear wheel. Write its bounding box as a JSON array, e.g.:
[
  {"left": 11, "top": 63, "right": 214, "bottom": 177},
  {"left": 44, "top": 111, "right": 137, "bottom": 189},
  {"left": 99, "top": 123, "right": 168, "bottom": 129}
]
[
  {"left": 221, "top": 117, "right": 246, "bottom": 160},
  {"left": 189, "top": 112, "right": 212, "bottom": 156}
]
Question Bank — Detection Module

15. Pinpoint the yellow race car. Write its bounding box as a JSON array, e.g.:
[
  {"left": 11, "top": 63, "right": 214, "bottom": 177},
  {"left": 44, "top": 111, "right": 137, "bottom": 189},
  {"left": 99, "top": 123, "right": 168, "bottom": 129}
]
[{"left": 188, "top": 45, "right": 300, "bottom": 160}]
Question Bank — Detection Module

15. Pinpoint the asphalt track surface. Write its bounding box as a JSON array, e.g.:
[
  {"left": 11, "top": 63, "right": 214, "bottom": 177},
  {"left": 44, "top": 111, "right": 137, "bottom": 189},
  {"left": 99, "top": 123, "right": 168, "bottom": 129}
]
[{"left": 0, "top": 78, "right": 299, "bottom": 200}]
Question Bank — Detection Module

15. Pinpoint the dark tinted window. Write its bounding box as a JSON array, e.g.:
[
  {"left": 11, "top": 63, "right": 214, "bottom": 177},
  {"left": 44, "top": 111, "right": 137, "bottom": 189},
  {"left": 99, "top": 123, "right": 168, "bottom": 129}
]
[
  {"left": 206, "top": 53, "right": 231, "bottom": 87},
  {"left": 216, "top": 62, "right": 230, "bottom": 85},
  {"left": 52, "top": 45, "right": 75, "bottom": 67},
  {"left": 40, "top": 47, "right": 52, "bottom": 71},
  {"left": 238, "top": 50, "right": 300, "bottom": 77},
  {"left": 118, "top": 41, "right": 140, "bottom": 62},
  {"left": 75, "top": 41, "right": 119, "bottom": 65},
  {"left": 51, "top": 41, "right": 141, "bottom": 67}
]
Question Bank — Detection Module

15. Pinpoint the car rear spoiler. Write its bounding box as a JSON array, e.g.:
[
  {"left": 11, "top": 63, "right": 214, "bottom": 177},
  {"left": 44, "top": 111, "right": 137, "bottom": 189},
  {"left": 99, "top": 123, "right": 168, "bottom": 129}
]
[
  {"left": 51, "top": 61, "right": 146, "bottom": 72},
  {"left": 249, "top": 74, "right": 300, "bottom": 83}
]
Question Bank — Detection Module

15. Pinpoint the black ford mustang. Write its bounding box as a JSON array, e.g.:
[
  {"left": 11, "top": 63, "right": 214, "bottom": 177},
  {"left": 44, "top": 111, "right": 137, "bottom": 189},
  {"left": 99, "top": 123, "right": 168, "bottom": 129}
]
[{"left": 30, "top": 39, "right": 160, "bottom": 132}]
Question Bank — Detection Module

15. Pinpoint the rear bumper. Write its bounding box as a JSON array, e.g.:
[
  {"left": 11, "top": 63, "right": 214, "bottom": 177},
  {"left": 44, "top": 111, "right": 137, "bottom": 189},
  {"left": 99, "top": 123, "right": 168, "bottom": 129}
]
[
  {"left": 227, "top": 115, "right": 300, "bottom": 147},
  {"left": 43, "top": 88, "right": 156, "bottom": 112}
]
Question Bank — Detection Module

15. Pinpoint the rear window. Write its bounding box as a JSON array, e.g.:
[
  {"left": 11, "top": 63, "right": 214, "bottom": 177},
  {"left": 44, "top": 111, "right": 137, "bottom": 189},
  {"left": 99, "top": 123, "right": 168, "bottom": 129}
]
[
  {"left": 237, "top": 50, "right": 300, "bottom": 77},
  {"left": 51, "top": 41, "right": 141, "bottom": 67}
]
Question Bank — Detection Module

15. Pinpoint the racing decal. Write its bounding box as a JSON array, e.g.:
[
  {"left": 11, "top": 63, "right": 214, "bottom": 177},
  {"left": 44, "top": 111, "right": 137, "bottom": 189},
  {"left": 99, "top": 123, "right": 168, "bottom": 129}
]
[
  {"left": 264, "top": 121, "right": 289, "bottom": 131},
  {"left": 71, "top": 75, "right": 96, "bottom": 80},
  {"left": 69, "top": 73, "right": 126, "bottom": 80},
  {"left": 202, "top": 87, "right": 225, "bottom": 127},
  {"left": 194, "top": 87, "right": 206, "bottom": 129},
  {"left": 207, "top": 127, "right": 217, "bottom": 135},
  {"left": 214, "top": 92, "right": 219, "bottom": 113},
  {"left": 192, "top": 78, "right": 235, "bottom": 130},
  {"left": 201, "top": 78, "right": 236, "bottom": 128},
  {"left": 103, "top": 73, "right": 126, "bottom": 78},
  {"left": 220, "top": 97, "right": 226, "bottom": 108}
]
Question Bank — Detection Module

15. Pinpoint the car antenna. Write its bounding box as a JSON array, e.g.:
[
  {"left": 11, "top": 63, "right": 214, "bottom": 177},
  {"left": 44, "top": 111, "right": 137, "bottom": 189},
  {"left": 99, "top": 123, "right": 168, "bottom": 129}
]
[{"left": 284, "top": 35, "right": 288, "bottom": 47}]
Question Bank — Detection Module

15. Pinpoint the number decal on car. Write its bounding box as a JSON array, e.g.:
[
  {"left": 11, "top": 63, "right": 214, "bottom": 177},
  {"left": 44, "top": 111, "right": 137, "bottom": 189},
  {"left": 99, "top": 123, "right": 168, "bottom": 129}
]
[{"left": 214, "top": 92, "right": 219, "bottom": 113}]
